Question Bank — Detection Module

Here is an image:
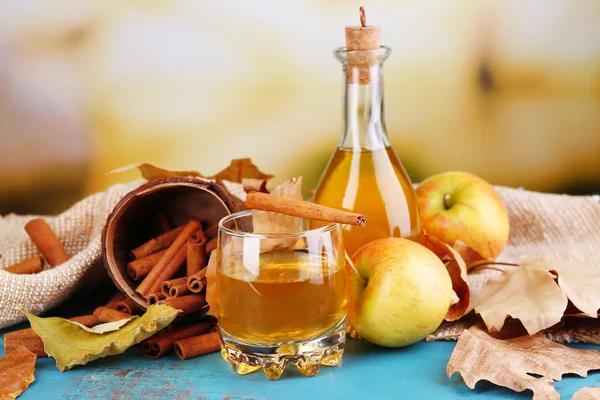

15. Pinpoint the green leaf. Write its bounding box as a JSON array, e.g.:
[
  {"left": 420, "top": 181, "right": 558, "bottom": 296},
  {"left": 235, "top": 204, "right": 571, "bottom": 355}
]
[{"left": 20, "top": 305, "right": 179, "bottom": 371}]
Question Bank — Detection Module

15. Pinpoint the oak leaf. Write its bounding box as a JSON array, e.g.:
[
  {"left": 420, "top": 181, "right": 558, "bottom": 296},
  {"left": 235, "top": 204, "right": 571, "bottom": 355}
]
[
  {"left": 205, "top": 177, "right": 303, "bottom": 318},
  {"left": 129, "top": 158, "right": 274, "bottom": 183},
  {"left": 422, "top": 233, "right": 470, "bottom": 321},
  {"left": 21, "top": 304, "right": 179, "bottom": 371},
  {"left": 447, "top": 324, "right": 600, "bottom": 400},
  {"left": 0, "top": 346, "right": 36, "bottom": 399},
  {"left": 474, "top": 258, "right": 600, "bottom": 335},
  {"left": 572, "top": 387, "right": 600, "bottom": 400}
]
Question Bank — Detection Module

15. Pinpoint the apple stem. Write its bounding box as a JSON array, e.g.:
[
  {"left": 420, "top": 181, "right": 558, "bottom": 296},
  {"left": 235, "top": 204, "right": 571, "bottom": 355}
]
[
  {"left": 443, "top": 193, "right": 451, "bottom": 210},
  {"left": 345, "top": 251, "right": 367, "bottom": 285}
]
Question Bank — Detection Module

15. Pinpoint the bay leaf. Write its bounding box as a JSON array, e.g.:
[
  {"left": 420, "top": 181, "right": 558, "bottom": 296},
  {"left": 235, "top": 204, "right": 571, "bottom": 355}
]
[
  {"left": 447, "top": 324, "right": 600, "bottom": 400},
  {"left": 21, "top": 304, "right": 179, "bottom": 371},
  {"left": 0, "top": 346, "right": 36, "bottom": 399}
]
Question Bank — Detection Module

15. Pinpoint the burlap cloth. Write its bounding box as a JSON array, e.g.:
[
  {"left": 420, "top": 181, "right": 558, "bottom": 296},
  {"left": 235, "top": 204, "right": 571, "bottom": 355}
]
[{"left": 1, "top": 183, "right": 599, "bottom": 337}]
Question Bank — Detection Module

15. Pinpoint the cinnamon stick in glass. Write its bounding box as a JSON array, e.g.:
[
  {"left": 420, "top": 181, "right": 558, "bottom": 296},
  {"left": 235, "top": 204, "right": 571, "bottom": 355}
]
[
  {"left": 115, "top": 298, "right": 143, "bottom": 315},
  {"left": 24, "top": 218, "right": 70, "bottom": 267},
  {"left": 93, "top": 306, "right": 132, "bottom": 323},
  {"left": 141, "top": 322, "right": 213, "bottom": 359},
  {"left": 174, "top": 331, "right": 221, "bottom": 360},
  {"left": 126, "top": 249, "right": 167, "bottom": 280},
  {"left": 130, "top": 226, "right": 185, "bottom": 260},
  {"left": 136, "top": 220, "right": 199, "bottom": 297},
  {"left": 157, "top": 295, "right": 207, "bottom": 315},
  {"left": 147, "top": 292, "right": 166, "bottom": 306},
  {"left": 4, "top": 256, "right": 43, "bottom": 275},
  {"left": 187, "top": 267, "right": 208, "bottom": 293},
  {"left": 187, "top": 230, "right": 206, "bottom": 276},
  {"left": 4, "top": 315, "right": 98, "bottom": 357},
  {"left": 245, "top": 192, "right": 367, "bottom": 227},
  {"left": 161, "top": 277, "right": 188, "bottom": 298}
]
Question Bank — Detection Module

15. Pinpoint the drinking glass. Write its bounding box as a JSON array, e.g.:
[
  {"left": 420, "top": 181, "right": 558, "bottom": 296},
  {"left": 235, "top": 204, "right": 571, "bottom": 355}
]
[{"left": 217, "top": 210, "right": 347, "bottom": 380}]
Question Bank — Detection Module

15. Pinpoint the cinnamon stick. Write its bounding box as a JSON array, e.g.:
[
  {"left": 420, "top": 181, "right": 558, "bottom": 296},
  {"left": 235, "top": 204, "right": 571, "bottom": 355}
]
[
  {"left": 24, "top": 218, "right": 70, "bottom": 267},
  {"left": 152, "top": 213, "right": 171, "bottom": 235},
  {"left": 130, "top": 226, "right": 185, "bottom": 260},
  {"left": 115, "top": 298, "right": 143, "bottom": 315},
  {"left": 93, "top": 306, "right": 132, "bottom": 323},
  {"left": 204, "top": 222, "right": 219, "bottom": 240},
  {"left": 136, "top": 220, "right": 199, "bottom": 297},
  {"left": 4, "top": 315, "right": 98, "bottom": 357},
  {"left": 126, "top": 249, "right": 167, "bottom": 281},
  {"left": 157, "top": 295, "right": 207, "bottom": 315},
  {"left": 105, "top": 292, "right": 127, "bottom": 309},
  {"left": 187, "top": 267, "right": 208, "bottom": 293},
  {"left": 245, "top": 192, "right": 367, "bottom": 227},
  {"left": 161, "top": 277, "right": 188, "bottom": 297},
  {"left": 174, "top": 331, "right": 221, "bottom": 360},
  {"left": 4, "top": 256, "right": 43, "bottom": 274},
  {"left": 147, "top": 292, "right": 166, "bottom": 305},
  {"left": 141, "top": 322, "right": 213, "bottom": 359},
  {"left": 187, "top": 230, "right": 207, "bottom": 276},
  {"left": 206, "top": 237, "right": 217, "bottom": 253},
  {"left": 168, "top": 283, "right": 190, "bottom": 298}
]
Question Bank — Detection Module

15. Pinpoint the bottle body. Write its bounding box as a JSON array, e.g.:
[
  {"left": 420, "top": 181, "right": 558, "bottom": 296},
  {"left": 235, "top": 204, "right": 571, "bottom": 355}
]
[
  {"left": 312, "top": 46, "right": 421, "bottom": 255},
  {"left": 313, "top": 146, "right": 420, "bottom": 255}
]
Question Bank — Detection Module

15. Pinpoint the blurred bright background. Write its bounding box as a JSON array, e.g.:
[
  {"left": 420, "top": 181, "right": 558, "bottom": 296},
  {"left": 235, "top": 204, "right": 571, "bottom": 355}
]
[{"left": 0, "top": 0, "right": 599, "bottom": 214}]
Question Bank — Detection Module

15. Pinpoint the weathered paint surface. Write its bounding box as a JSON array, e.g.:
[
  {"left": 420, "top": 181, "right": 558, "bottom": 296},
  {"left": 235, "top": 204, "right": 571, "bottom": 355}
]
[{"left": 1, "top": 335, "right": 598, "bottom": 399}]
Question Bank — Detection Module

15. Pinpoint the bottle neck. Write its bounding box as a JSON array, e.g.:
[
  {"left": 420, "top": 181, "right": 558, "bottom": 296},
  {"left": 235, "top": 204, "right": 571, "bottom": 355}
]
[{"left": 339, "top": 63, "right": 390, "bottom": 151}]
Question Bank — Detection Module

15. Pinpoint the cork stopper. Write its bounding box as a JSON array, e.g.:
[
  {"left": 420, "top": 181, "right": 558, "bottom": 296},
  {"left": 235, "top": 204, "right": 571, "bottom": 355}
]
[
  {"left": 345, "top": 7, "right": 381, "bottom": 51},
  {"left": 344, "top": 7, "right": 381, "bottom": 84}
]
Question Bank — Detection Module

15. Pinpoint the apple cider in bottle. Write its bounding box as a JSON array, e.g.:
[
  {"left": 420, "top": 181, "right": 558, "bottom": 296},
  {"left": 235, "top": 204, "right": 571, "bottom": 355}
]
[{"left": 312, "top": 20, "right": 421, "bottom": 256}]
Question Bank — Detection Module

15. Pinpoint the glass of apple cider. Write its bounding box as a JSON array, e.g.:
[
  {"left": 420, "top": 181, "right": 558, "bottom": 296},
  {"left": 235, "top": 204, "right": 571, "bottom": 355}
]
[{"left": 217, "top": 210, "right": 347, "bottom": 380}]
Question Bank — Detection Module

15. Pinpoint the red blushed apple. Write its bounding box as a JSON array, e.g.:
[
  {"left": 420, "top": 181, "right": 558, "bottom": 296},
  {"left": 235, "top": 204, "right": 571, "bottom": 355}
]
[
  {"left": 416, "top": 171, "right": 509, "bottom": 260},
  {"left": 348, "top": 238, "right": 452, "bottom": 347}
]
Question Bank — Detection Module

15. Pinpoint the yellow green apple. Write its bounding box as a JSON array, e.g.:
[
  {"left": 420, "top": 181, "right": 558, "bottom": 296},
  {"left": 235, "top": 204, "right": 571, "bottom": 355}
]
[
  {"left": 347, "top": 238, "right": 452, "bottom": 347},
  {"left": 416, "top": 171, "right": 509, "bottom": 260}
]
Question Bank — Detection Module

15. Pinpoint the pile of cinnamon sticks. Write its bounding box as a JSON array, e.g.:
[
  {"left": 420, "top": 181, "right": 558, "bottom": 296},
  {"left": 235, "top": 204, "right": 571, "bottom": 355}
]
[
  {"left": 3, "top": 218, "right": 70, "bottom": 274},
  {"left": 126, "top": 214, "right": 215, "bottom": 312}
]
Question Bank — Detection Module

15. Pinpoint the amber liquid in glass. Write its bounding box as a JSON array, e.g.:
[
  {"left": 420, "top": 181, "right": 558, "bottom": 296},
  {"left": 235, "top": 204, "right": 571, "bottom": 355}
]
[
  {"left": 312, "top": 146, "right": 420, "bottom": 256},
  {"left": 218, "top": 251, "right": 346, "bottom": 345}
]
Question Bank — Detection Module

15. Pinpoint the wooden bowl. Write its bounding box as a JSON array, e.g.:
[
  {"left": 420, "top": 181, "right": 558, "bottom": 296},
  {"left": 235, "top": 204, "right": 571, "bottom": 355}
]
[{"left": 101, "top": 177, "right": 239, "bottom": 310}]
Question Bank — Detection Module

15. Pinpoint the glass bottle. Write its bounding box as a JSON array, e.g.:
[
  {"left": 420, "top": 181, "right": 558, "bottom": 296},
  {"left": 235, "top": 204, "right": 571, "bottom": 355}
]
[{"left": 311, "top": 46, "right": 421, "bottom": 256}]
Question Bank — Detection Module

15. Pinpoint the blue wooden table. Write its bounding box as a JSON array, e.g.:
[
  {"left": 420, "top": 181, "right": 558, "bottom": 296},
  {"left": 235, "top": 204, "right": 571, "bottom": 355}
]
[{"left": 1, "top": 329, "right": 598, "bottom": 399}]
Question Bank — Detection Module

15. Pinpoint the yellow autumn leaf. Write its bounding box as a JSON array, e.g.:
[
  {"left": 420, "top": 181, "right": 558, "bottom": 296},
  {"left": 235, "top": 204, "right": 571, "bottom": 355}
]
[
  {"left": 21, "top": 304, "right": 179, "bottom": 371},
  {"left": 447, "top": 325, "right": 600, "bottom": 400}
]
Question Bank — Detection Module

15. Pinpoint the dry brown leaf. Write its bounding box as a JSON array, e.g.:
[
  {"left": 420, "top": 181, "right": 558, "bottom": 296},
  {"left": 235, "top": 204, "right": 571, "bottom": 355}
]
[
  {"left": 572, "top": 387, "right": 600, "bottom": 400},
  {"left": 453, "top": 240, "right": 488, "bottom": 268},
  {"left": 473, "top": 258, "right": 600, "bottom": 335},
  {"left": 0, "top": 346, "right": 36, "bottom": 399},
  {"left": 422, "top": 233, "right": 470, "bottom": 321},
  {"left": 210, "top": 158, "right": 274, "bottom": 183},
  {"left": 206, "top": 177, "right": 303, "bottom": 318},
  {"left": 112, "top": 158, "right": 273, "bottom": 183},
  {"left": 474, "top": 261, "right": 568, "bottom": 335},
  {"left": 534, "top": 258, "right": 600, "bottom": 318},
  {"left": 447, "top": 324, "right": 600, "bottom": 400}
]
